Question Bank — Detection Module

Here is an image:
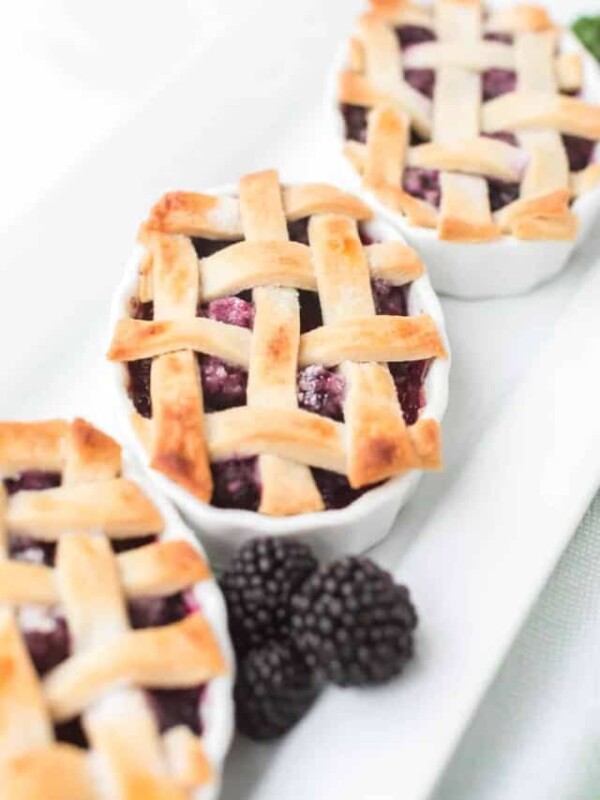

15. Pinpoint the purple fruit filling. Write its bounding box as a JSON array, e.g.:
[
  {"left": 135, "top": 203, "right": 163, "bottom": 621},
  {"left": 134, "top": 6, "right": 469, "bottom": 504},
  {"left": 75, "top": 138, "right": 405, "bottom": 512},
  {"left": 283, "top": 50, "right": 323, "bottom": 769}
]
[
  {"left": 395, "top": 25, "right": 436, "bottom": 50},
  {"left": 4, "top": 471, "right": 61, "bottom": 495},
  {"left": 312, "top": 468, "right": 376, "bottom": 510},
  {"left": 488, "top": 179, "right": 520, "bottom": 212},
  {"left": 148, "top": 686, "right": 205, "bottom": 735},
  {"left": 563, "top": 135, "right": 597, "bottom": 172},
  {"left": 131, "top": 299, "right": 154, "bottom": 321},
  {"left": 297, "top": 366, "right": 345, "bottom": 421},
  {"left": 481, "top": 33, "right": 518, "bottom": 103},
  {"left": 23, "top": 613, "right": 70, "bottom": 676},
  {"left": 192, "top": 237, "right": 238, "bottom": 259},
  {"left": 287, "top": 217, "right": 312, "bottom": 245},
  {"left": 127, "top": 300, "right": 154, "bottom": 417},
  {"left": 199, "top": 296, "right": 255, "bottom": 329},
  {"left": 211, "top": 457, "right": 261, "bottom": 512},
  {"left": 112, "top": 535, "right": 157, "bottom": 554},
  {"left": 403, "top": 167, "right": 441, "bottom": 207},
  {"left": 55, "top": 717, "right": 88, "bottom": 748},
  {"left": 341, "top": 103, "right": 368, "bottom": 143},
  {"left": 482, "top": 69, "right": 517, "bottom": 101},
  {"left": 198, "top": 295, "right": 254, "bottom": 412},
  {"left": 128, "top": 592, "right": 191, "bottom": 629},
  {"left": 127, "top": 357, "right": 152, "bottom": 418},
  {"left": 484, "top": 32, "right": 514, "bottom": 45},
  {"left": 485, "top": 131, "right": 518, "bottom": 147},
  {"left": 405, "top": 68, "right": 436, "bottom": 98},
  {"left": 9, "top": 536, "right": 57, "bottom": 566},
  {"left": 200, "top": 355, "right": 248, "bottom": 412},
  {"left": 358, "top": 226, "right": 375, "bottom": 246},
  {"left": 372, "top": 279, "right": 409, "bottom": 316},
  {"left": 481, "top": 34, "right": 516, "bottom": 112},
  {"left": 390, "top": 360, "right": 431, "bottom": 426},
  {"left": 298, "top": 289, "right": 324, "bottom": 333}
]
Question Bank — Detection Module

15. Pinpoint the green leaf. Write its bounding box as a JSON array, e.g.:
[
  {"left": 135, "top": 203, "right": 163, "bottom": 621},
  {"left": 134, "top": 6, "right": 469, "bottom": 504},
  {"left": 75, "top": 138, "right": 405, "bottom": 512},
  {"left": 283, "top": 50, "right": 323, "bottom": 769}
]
[{"left": 573, "top": 16, "right": 600, "bottom": 62}]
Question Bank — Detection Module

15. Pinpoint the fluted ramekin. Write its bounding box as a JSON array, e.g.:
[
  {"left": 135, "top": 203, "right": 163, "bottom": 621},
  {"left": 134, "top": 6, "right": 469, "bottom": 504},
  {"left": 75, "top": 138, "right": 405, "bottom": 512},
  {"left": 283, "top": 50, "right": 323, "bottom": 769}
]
[{"left": 108, "top": 184, "right": 450, "bottom": 566}]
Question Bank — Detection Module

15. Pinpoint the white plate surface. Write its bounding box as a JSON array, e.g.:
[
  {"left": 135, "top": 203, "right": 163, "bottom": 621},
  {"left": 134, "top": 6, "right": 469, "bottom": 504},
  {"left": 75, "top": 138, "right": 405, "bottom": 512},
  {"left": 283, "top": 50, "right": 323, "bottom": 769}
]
[{"left": 0, "top": 1, "right": 599, "bottom": 799}]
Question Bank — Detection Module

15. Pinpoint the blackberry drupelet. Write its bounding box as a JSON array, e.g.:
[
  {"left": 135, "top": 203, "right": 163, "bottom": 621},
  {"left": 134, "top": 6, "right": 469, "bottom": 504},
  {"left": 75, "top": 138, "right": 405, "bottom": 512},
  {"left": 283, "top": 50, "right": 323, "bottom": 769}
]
[
  {"left": 235, "top": 641, "right": 321, "bottom": 741},
  {"left": 220, "top": 537, "right": 318, "bottom": 656},
  {"left": 291, "top": 557, "right": 418, "bottom": 687}
]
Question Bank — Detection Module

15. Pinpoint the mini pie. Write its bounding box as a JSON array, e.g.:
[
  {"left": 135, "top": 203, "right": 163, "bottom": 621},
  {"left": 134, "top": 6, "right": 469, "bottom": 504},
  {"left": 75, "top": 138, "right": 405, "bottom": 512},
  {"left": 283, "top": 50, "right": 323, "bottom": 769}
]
[
  {"left": 0, "top": 418, "right": 229, "bottom": 799},
  {"left": 107, "top": 169, "right": 448, "bottom": 517},
  {"left": 338, "top": 0, "right": 600, "bottom": 242}
]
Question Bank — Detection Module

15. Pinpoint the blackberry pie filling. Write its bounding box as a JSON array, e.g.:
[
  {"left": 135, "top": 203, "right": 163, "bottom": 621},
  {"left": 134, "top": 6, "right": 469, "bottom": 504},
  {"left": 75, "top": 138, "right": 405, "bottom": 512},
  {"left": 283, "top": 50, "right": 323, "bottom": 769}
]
[{"left": 126, "top": 222, "right": 433, "bottom": 513}]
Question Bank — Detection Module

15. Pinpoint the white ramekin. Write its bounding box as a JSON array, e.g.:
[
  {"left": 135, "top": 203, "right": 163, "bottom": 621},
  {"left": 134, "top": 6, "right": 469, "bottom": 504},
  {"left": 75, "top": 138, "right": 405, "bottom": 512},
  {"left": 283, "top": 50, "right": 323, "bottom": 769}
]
[
  {"left": 123, "top": 457, "right": 235, "bottom": 800},
  {"left": 108, "top": 183, "right": 451, "bottom": 567},
  {"left": 327, "top": 28, "right": 600, "bottom": 299}
]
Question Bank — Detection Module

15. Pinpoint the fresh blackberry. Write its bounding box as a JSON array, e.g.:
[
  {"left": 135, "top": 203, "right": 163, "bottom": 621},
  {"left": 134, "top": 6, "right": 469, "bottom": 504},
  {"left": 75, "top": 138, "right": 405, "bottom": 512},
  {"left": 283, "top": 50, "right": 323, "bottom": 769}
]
[
  {"left": 235, "top": 641, "right": 320, "bottom": 741},
  {"left": 220, "top": 538, "right": 318, "bottom": 656},
  {"left": 291, "top": 557, "right": 418, "bottom": 687}
]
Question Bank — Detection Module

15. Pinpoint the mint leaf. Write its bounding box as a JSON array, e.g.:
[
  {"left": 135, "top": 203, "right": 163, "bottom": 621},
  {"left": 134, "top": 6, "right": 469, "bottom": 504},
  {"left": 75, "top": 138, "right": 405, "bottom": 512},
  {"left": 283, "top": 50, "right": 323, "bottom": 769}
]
[{"left": 573, "top": 16, "right": 600, "bottom": 62}]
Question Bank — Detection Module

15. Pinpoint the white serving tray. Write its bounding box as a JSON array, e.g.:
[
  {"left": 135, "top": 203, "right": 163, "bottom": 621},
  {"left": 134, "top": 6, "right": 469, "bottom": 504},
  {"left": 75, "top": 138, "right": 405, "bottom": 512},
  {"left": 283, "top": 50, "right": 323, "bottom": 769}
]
[{"left": 0, "top": 1, "right": 599, "bottom": 798}]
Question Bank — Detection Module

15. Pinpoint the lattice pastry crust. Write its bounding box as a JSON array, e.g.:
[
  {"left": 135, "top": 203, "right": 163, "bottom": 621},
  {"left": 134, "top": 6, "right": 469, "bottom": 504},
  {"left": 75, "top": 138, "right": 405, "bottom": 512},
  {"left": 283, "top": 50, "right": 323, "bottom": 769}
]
[
  {"left": 339, "top": 0, "right": 600, "bottom": 242},
  {"left": 108, "top": 170, "right": 448, "bottom": 517},
  {"left": 0, "top": 418, "right": 228, "bottom": 799}
]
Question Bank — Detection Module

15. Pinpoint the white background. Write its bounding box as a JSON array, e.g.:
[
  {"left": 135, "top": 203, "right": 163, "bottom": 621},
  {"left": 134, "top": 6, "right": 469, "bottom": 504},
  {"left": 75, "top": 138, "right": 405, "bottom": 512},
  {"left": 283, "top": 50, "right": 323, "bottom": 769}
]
[{"left": 0, "top": 2, "right": 599, "bottom": 799}]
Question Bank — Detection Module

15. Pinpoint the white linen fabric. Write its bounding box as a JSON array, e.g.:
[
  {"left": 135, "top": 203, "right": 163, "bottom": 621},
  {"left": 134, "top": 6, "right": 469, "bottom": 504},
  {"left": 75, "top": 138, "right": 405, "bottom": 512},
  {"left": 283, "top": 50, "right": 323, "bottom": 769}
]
[{"left": 433, "top": 496, "right": 600, "bottom": 800}]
